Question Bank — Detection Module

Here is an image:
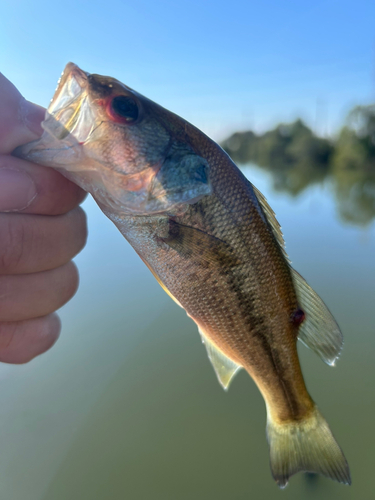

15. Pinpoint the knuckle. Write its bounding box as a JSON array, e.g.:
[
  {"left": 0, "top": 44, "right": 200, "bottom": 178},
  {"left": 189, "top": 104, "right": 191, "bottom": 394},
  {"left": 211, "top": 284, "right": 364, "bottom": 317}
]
[
  {"left": 0, "top": 277, "right": 10, "bottom": 318},
  {"left": 73, "top": 206, "right": 88, "bottom": 250},
  {"left": 40, "top": 263, "right": 80, "bottom": 316},
  {"left": 61, "top": 261, "right": 80, "bottom": 303},
  {"left": 0, "top": 321, "right": 17, "bottom": 351},
  {"left": 0, "top": 321, "right": 31, "bottom": 364},
  {"left": 62, "top": 207, "right": 88, "bottom": 257},
  {"left": 0, "top": 315, "right": 61, "bottom": 364},
  {"left": 42, "top": 173, "right": 87, "bottom": 216},
  {"left": 0, "top": 217, "right": 28, "bottom": 272}
]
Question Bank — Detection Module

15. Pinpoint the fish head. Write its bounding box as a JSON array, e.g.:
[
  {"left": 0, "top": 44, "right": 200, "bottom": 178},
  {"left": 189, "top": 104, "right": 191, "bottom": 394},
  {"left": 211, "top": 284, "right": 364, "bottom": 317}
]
[{"left": 15, "top": 63, "right": 212, "bottom": 214}]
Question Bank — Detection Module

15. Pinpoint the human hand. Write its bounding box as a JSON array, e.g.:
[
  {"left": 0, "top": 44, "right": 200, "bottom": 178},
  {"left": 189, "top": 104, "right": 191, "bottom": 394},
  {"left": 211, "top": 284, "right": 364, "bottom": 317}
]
[{"left": 0, "top": 73, "right": 87, "bottom": 363}]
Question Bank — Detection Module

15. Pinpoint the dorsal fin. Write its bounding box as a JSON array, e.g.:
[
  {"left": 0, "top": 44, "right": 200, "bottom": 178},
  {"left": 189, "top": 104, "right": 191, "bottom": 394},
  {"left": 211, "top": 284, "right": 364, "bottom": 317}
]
[
  {"left": 252, "top": 185, "right": 290, "bottom": 263},
  {"left": 252, "top": 186, "right": 343, "bottom": 365},
  {"left": 199, "top": 328, "right": 242, "bottom": 390},
  {"left": 291, "top": 269, "right": 343, "bottom": 365}
]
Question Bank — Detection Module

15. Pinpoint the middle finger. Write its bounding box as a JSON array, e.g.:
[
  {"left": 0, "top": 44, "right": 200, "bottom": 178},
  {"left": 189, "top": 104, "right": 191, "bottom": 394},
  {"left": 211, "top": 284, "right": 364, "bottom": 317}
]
[
  {"left": 0, "top": 261, "right": 79, "bottom": 322},
  {"left": 0, "top": 207, "right": 87, "bottom": 275}
]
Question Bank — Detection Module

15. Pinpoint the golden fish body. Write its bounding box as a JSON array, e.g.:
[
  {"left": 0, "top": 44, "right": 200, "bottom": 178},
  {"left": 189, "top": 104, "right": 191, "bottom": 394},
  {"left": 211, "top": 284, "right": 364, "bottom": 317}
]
[
  {"left": 15, "top": 63, "right": 350, "bottom": 488},
  {"left": 109, "top": 142, "right": 309, "bottom": 422}
]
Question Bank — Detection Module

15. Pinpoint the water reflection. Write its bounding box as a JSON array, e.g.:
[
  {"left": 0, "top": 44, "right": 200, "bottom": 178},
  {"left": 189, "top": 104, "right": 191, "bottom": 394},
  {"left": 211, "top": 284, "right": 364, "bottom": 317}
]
[
  {"left": 0, "top": 134, "right": 373, "bottom": 500},
  {"left": 221, "top": 105, "right": 375, "bottom": 225}
]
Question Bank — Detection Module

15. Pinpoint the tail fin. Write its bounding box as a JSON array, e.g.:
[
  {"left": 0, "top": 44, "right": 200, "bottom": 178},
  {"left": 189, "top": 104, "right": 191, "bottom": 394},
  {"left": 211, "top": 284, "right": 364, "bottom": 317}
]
[{"left": 266, "top": 407, "right": 351, "bottom": 488}]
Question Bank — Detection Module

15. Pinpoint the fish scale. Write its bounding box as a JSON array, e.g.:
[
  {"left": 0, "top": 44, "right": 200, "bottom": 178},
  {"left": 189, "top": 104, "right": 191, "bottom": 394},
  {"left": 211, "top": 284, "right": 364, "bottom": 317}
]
[
  {"left": 15, "top": 62, "right": 351, "bottom": 489},
  {"left": 115, "top": 160, "right": 313, "bottom": 419}
]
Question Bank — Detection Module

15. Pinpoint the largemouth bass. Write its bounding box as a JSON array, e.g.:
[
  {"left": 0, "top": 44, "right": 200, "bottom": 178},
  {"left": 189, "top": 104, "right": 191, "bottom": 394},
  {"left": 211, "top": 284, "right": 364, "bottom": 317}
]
[{"left": 15, "top": 63, "right": 351, "bottom": 488}]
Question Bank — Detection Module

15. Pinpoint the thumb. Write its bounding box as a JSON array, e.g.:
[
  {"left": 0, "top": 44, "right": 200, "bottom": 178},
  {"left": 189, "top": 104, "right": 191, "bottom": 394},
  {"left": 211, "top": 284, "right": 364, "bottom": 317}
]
[{"left": 0, "top": 73, "right": 45, "bottom": 154}]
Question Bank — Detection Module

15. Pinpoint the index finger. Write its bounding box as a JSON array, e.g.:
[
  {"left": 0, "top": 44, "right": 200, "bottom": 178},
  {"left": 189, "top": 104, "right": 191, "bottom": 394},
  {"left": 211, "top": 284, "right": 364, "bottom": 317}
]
[
  {"left": 0, "top": 154, "right": 86, "bottom": 215},
  {"left": 0, "top": 73, "right": 45, "bottom": 154}
]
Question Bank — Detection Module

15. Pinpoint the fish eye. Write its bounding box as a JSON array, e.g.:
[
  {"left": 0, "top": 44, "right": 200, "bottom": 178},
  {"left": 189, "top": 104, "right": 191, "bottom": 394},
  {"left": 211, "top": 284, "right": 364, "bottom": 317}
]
[{"left": 109, "top": 95, "right": 139, "bottom": 123}]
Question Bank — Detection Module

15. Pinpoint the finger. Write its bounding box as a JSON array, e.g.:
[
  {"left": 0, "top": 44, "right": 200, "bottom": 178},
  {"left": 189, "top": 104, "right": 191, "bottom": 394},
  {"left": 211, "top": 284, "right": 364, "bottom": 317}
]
[
  {"left": 0, "top": 73, "right": 45, "bottom": 154},
  {"left": 0, "top": 155, "right": 86, "bottom": 215},
  {"left": 0, "top": 207, "right": 87, "bottom": 275},
  {"left": 0, "top": 313, "right": 61, "bottom": 364},
  {"left": 0, "top": 262, "right": 79, "bottom": 322}
]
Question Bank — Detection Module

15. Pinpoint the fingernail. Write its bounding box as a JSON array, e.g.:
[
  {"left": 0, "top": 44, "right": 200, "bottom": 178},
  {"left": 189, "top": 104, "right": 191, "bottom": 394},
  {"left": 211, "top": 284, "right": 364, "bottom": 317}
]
[
  {"left": 0, "top": 169, "right": 37, "bottom": 211},
  {"left": 19, "top": 99, "right": 45, "bottom": 137}
]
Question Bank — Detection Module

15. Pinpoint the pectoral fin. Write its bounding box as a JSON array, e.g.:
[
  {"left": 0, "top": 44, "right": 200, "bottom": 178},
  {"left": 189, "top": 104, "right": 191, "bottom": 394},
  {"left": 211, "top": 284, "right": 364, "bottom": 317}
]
[
  {"left": 162, "top": 220, "right": 241, "bottom": 268},
  {"left": 291, "top": 269, "right": 343, "bottom": 366},
  {"left": 199, "top": 328, "right": 242, "bottom": 390}
]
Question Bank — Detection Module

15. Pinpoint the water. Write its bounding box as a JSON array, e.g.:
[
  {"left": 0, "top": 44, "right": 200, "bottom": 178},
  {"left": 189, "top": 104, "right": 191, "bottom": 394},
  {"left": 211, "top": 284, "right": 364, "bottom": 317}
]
[{"left": 0, "top": 165, "right": 373, "bottom": 500}]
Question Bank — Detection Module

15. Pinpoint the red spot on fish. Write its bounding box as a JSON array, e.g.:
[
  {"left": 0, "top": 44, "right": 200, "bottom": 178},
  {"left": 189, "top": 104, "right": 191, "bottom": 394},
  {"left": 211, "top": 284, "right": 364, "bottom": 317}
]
[{"left": 291, "top": 308, "right": 305, "bottom": 326}]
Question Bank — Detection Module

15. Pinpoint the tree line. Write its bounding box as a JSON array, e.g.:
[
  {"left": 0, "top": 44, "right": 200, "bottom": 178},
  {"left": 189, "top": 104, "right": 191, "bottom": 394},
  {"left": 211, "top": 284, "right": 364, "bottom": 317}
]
[{"left": 221, "top": 105, "right": 375, "bottom": 225}]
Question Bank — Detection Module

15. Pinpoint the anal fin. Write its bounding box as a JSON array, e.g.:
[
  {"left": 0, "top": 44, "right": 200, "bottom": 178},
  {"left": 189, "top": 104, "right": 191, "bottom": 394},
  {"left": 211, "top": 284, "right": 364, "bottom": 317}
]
[{"left": 199, "top": 328, "right": 242, "bottom": 390}]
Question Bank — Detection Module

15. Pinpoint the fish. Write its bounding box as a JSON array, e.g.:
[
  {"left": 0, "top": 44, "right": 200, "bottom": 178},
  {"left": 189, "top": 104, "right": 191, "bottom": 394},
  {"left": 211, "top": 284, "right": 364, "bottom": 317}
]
[{"left": 15, "top": 63, "right": 351, "bottom": 488}]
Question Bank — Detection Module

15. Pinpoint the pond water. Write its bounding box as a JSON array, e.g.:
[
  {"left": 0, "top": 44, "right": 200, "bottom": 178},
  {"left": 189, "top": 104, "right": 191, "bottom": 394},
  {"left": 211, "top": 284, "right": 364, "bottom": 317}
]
[{"left": 0, "top": 164, "right": 373, "bottom": 500}]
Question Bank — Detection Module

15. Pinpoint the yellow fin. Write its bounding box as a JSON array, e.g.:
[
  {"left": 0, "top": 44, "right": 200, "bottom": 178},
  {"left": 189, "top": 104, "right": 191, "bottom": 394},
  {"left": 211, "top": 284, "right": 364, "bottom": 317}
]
[
  {"left": 267, "top": 406, "right": 351, "bottom": 488},
  {"left": 252, "top": 185, "right": 290, "bottom": 263},
  {"left": 291, "top": 269, "right": 343, "bottom": 365},
  {"left": 199, "top": 328, "right": 242, "bottom": 390},
  {"left": 253, "top": 186, "right": 343, "bottom": 366},
  {"left": 162, "top": 220, "right": 241, "bottom": 268}
]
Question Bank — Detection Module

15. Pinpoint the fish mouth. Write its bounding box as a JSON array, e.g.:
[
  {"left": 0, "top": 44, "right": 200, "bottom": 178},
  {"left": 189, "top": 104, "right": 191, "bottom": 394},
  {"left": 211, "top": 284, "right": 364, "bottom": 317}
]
[
  {"left": 15, "top": 62, "right": 212, "bottom": 215},
  {"left": 51, "top": 62, "right": 89, "bottom": 113},
  {"left": 43, "top": 62, "right": 95, "bottom": 144}
]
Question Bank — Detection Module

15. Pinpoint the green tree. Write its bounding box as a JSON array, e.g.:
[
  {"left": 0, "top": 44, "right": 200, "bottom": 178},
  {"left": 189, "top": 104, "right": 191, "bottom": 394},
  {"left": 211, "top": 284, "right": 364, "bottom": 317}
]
[
  {"left": 333, "top": 105, "right": 375, "bottom": 225},
  {"left": 221, "top": 104, "right": 375, "bottom": 225},
  {"left": 222, "top": 120, "right": 333, "bottom": 195}
]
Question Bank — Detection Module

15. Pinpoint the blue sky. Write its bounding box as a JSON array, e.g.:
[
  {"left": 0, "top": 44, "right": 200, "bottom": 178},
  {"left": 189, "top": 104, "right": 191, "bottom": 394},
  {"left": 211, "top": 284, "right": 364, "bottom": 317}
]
[{"left": 1, "top": 0, "right": 374, "bottom": 140}]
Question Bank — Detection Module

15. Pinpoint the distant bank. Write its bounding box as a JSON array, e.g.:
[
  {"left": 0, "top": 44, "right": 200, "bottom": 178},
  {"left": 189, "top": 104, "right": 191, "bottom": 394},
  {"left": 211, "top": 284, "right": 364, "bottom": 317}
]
[{"left": 221, "top": 105, "right": 375, "bottom": 226}]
